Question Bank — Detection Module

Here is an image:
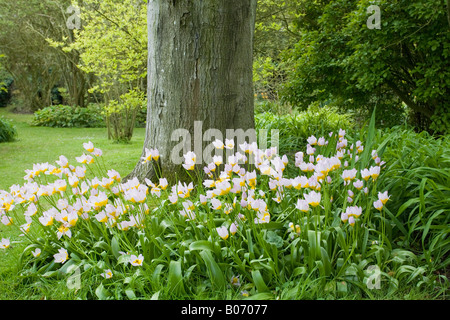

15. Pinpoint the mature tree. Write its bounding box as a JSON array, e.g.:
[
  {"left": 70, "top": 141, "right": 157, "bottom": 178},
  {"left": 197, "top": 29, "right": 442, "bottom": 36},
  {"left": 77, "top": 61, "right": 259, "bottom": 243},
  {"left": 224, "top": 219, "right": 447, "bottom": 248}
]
[
  {"left": 128, "top": 0, "right": 257, "bottom": 182},
  {"left": 0, "top": 0, "right": 91, "bottom": 110},
  {"left": 59, "top": 0, "right": 148, "bottom": 142},
  {"left": 282, "top": 0, "right": 450, "bottom": 133},
  {"left": 252, "top": 0, "right": 301, "bottom": 100}
]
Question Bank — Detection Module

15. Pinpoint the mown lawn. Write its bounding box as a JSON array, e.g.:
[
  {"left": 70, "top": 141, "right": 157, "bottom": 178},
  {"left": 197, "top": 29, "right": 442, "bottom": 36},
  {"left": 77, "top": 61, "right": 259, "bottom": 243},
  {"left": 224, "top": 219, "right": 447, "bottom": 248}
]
[
  {"left": 0, "top": 109, "right": 146, "bottom": 299},
  {"left": 0, "top": 108, "right": 145, "bottom": 191}
]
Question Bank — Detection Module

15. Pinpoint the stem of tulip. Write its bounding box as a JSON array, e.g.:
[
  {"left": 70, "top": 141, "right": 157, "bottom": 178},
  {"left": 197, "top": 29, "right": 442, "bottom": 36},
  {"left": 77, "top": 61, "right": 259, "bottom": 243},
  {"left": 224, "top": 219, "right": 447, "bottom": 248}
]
[{"left": 323, "top": 181, "right": 330, "bottom": 227}]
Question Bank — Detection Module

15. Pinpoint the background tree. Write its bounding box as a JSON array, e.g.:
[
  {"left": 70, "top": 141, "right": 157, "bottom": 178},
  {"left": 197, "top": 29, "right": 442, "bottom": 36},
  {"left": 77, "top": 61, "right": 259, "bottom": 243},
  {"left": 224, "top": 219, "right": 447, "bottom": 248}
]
[
  {"left": 58, "top": 0, "right": 148, "bottom": 142},
  {"left": 0, "top": 0, "right": 91, "bottom": 111},
  {"left": 128, "top": 0, "right": 257, "bottom": 182},
  {"left": 252, "top": 1, "right": 301, "bottom": 100},
  {"left": 282, "top": 0, "right": 450, "bottom": 133}
]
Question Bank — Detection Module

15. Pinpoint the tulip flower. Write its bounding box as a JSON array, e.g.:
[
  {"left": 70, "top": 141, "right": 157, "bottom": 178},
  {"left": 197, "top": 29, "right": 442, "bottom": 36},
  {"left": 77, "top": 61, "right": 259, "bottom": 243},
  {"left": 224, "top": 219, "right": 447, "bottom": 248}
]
[
  {"left": 107, "top": 169, "right": 121, "bottom": 182},
  {"left": 371, "top": 150, "right": 378, "bottom": 160},
  {"left": 211, "top": 198, "right": 222, "bottom": 210},
  {"left": 0, "top": 238, "right": 10, "bottom": 249},
  {"left": 353, "top": 179, "right": 364, "bottom": 190},
  {"left": 212, "top": 139, "right": 224, "bottom": 149},
  {"left": 307, "top": 135, "right": 318, "bottom": 146},
  {"left": 32, "top": 248, "right": 41, "bottom": 257},
  {"left": 75, "top": 166, "right": 86, "bottom": 179},
  {"left": 289, "top": 222, "right": 301, "bottom": 235},
  {"left": 95, "top": 211, "right": 108, "bottom": 223},
  {"left": 348, "top": 216, "right": 356, "bottom": 227},
  {"left": 245, "top": 171, "right": 257, "bottom": 189},
  {"left": 101, "top": 269, "right": 113, "bottom": 279},
  {"left": 230, "top": 223, "right": 238, "bottom": 235},
  {"left": 68, "top": 175, "right": 79, "bottom": 188},
  {"left": 373, "top": 199, "right": 383, "bottom": 211},
  {"left": 224, "top": 139, "right": 235, "bottom": 150},
  {"left": 230, "top": 275, "right": 241, "bottom": 287},
  {"left": 199, "top": 194, "right": 208, "bottom": 205},
  {"left": 54, "top": 248, "right": 68, "bottom": 264},
  {"left": 346, "top": 206, "right": 362, "bottom": 218},
  {"left": 39, "top": 215, "right": 53, "bottom": 227},
  {"left": 341, "top": 211, "right": 348, "bottom": 223},
  {"left": 159, "top": 178, "right": 168, "bottom": 190},
  {"left": 304, "top": 191, "right": 321, "bottom": 207},
  {"left": 141, "top": 148, "right": 157, "bottom": 162},
  {"left": 83, "top": 141, "right": 94, "bottom": 153},
  {"left": 76, "top": 154, "right": 94, "bottom": 165},
  {"left": 296, "top": 199, "right": 310, "bottom": 212},
  {"left": 1, "top": 215, "right": 12, "bottom": 226},
  {"left": 168, "top": 192, "right": 178, "bottom": 204},
  {"left": 182, "top": 151, "right": 197, "bottom": 170},
  {"left": 306, "top": 144, "right": 316, "bottom": 155},
  {"left": 378, "top": 191, "right": 390, "bottom": 204},
  {"left": 57, "top": 224, "right": 72, "bottom": 239},
  {"left": 369, "top": 166, "right": 380, "bottom": 181},
  {"left": 342, "top": 168, "right": 357, "bottom": 183},
  {"left": 56, "top": 155, "right": 69, "bottom": 168},
  {"left": 361, "top": 168, "right": 371, "bottom": 181},
  {"left": 315, "top": 137, "right": 324, "bottom": 147},
  {"left": 216, "top": 226, "right": 229, "bottom": 240},
  {"left": 54, "top": 179, "right": 67, "bottom": 192},
  {"left": 213, "top": 155, "right": 223, "bottom": 166},
  {"left": 92, "top": 148, "right": 103, "bottom": 157},
  {"left": 130, "top": 254, "right": 144, "bottom": 266}
]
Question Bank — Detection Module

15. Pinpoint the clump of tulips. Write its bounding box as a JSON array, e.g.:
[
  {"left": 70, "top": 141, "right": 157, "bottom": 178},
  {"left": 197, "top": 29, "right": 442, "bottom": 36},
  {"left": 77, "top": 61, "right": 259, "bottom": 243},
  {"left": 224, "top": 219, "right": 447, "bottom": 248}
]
[{"left": 0, "top": 125, "right": 395, "bottom": 299}]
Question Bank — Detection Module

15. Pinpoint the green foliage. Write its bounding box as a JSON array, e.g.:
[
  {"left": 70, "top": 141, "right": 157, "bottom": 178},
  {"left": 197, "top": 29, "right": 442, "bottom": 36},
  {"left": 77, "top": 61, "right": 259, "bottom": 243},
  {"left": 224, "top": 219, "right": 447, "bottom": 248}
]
[
  {"left": 375, "top": 127, "right": 450, "bottom": 269},
  {"left": 282, "top": 0, "right": 450, "bottom": 133},
  {"left": 32, "top": 105, "right": 104, "bottom": 128},
  {"left": 253, "top": 1, "right": 300, "bottom": 100},
  {"left": 255, "top": 104, "right": 354, "bottom": 154},
  {"left": 0, "top": 116, "right": 17, "bottom": 142},
  {"left": 103, "top": 90, "right": 145, "bottom": 143},
  {"left": 0, "top": 0, "right": 91, "bottom": 111},
  {"left": 68, "top": 0, "right": 147, "bottom": 101},
  {"left": 254, "top": 99, "right": 292, "bottom": 116},
  {"left": 1, "top": 111, "right": 445, "bottom": 300}
]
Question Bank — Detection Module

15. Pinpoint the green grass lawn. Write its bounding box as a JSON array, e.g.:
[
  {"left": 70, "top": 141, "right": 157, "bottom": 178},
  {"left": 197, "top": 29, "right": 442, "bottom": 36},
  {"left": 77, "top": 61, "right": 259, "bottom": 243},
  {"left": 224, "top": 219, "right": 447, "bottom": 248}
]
[
  {"left": 0, "top": 108, "right": 145, "bottom": 191},
  {"left": 0, "top": 108, "right": 147, "bottom": 299}
]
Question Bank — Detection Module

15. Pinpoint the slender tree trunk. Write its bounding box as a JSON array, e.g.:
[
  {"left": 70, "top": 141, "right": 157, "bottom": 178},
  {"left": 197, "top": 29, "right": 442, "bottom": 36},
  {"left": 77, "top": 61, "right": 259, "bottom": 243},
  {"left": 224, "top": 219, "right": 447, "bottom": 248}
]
[
  {"left": 128, "top": 0, "right": 257, "bottom": 183},
  {"left": 447, "top": 0, "right": 450, "bottom": 28}
]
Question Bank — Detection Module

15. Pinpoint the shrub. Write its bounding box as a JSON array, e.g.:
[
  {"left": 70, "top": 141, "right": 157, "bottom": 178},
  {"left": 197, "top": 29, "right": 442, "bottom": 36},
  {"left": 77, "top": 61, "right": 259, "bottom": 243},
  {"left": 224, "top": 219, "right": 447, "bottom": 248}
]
[
  {"left": 32, "top": 104, "right": 105, "bottom": 128},
  {"left": 135, "top": 103, "right": 147, "bottom": 128},
  {"left": 103, "top": 90, "right": 145, "bottom": 143},
  {"left": 256, "top": 104, "right": 354, "bottom": 155},
  {"left": 373, "top": 126, "right": 450, "bottom": 270},
  {"left": 254, "top": 99, "right": 292, "bottom": 116},
  {"left": 0, "top": 116, "right": 17, "bottom": 142}
]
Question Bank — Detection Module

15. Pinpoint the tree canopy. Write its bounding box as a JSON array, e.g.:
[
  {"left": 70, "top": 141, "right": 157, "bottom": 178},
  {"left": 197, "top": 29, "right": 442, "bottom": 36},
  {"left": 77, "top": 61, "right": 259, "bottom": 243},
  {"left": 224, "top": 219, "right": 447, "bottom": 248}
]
[
  {"left": 0, "top": 0, "right": 448, "bottom": 133},
  {"left": 279, "top": 0, "right": 450, "bottom": 132}
]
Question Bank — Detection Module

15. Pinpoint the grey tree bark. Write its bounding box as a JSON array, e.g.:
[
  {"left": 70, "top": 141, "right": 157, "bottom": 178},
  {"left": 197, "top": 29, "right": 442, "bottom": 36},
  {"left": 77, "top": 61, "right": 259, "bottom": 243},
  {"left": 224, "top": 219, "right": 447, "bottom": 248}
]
[{"left": 128, "top": 0, "right": 257, "bottom": 183}]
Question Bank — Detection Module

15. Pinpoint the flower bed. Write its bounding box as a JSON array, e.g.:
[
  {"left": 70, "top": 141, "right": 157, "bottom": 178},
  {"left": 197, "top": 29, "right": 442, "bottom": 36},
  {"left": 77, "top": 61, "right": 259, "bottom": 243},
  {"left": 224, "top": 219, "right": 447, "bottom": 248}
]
[{"left": 0, "top": 124, "right": 432, "bottom": 299}]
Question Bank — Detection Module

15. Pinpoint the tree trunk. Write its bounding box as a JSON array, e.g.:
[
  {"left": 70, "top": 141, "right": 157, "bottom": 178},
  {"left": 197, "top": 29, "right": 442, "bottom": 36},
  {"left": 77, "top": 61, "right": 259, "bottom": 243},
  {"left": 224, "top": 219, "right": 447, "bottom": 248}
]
[
  {"left": 128, "top": 0, "right": 257, "bottom": 183},
  {"left": 447, "top": 0, "right": 450, "bottom": 29}
]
